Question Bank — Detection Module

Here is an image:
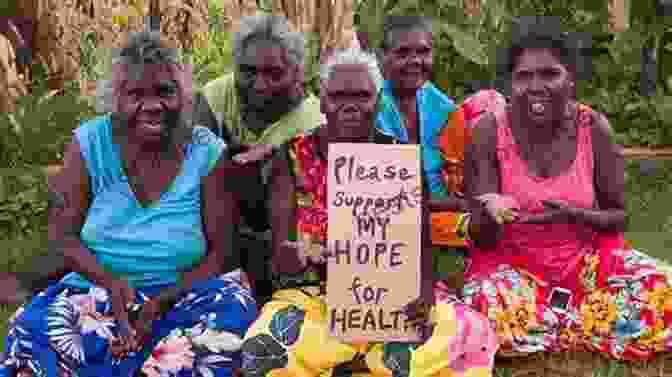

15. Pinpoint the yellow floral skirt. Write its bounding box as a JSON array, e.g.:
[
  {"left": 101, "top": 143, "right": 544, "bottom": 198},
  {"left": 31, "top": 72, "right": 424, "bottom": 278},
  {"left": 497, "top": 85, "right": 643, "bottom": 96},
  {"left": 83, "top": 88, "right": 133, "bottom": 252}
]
[
  {"left": 240, "top": 288, "right": 497, "bottom": 377},
  {"left": 462, "top": 247, "right": 672, "bottom": 360}
]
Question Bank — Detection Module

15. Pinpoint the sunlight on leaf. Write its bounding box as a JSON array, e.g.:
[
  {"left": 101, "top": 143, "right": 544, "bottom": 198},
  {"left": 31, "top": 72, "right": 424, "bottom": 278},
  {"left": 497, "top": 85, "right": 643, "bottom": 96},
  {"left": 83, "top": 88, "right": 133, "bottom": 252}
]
[{"left": 440, "top": 24, "right": 488, "bottom": 66}]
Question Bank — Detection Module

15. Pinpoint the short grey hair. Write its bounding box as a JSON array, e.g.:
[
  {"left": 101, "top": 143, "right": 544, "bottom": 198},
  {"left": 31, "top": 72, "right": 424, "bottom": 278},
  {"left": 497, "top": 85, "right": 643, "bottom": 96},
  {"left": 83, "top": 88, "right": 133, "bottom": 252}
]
[
  {"left": 232, "top": 13, "right": 305, "bottom": 67},
  {"left": 96, "top": 32, "right": 180, "bottom": 113},
  {"left": 320, "top": 47, "right": 383, "bottom": 93}
]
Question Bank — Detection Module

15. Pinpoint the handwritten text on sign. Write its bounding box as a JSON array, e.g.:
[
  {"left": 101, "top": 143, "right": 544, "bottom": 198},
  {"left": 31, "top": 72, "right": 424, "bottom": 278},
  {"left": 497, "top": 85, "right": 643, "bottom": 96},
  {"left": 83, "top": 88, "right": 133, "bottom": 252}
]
[{"left": 327, "top": 143, "right": 422, "bottom": 342}]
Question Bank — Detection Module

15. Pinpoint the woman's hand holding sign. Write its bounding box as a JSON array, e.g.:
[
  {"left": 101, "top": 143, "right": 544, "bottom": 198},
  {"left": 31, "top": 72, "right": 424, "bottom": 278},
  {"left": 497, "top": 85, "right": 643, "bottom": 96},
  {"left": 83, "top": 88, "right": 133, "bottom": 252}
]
[
  {"left": 273, "top": 240, "right": 333, "bottom": 276},
  {"left": 281, "top": 240, "right": 332, "bottom": 265}
]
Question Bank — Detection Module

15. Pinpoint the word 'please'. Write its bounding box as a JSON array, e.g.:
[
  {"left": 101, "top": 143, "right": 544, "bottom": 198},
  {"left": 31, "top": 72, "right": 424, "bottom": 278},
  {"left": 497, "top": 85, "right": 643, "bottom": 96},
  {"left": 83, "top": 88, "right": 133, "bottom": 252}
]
[{"left": 333, "top": 156, "right": 415, "bottom": 185}]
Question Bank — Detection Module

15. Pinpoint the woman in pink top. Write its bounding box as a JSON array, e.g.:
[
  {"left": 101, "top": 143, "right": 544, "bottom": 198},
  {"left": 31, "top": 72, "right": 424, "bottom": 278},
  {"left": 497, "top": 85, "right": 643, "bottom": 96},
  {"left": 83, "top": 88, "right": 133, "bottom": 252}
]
[{"left": 462, "top": 17, "right": 672, "bottom": 360}]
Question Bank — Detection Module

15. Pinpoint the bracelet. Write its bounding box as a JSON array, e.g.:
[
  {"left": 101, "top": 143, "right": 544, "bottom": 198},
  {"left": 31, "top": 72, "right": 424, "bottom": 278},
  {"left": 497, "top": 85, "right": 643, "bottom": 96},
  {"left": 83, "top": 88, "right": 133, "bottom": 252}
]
[{"left": 456, "top": 213, "right": 472, "bottom": 241}]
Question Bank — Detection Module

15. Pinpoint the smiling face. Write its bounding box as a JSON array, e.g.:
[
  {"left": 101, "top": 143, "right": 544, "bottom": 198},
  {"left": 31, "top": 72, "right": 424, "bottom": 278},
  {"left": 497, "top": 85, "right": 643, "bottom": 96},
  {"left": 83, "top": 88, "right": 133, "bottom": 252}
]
[
  {"left": 115, "top": 63, "right": 182, "bottom": 143},
  {"left": 321, "top": 64, "right": 378, "bottom": 142},
  {"left": 382, "top": 28, "right": 433, "bottom": 94},
  {"left": 510, "top": 48, "right": 574, "bottom": 126}
]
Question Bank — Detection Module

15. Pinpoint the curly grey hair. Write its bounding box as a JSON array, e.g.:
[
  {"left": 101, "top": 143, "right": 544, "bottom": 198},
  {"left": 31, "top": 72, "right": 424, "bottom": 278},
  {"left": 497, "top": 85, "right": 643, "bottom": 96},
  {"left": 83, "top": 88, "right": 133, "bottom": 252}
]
[
  {"left": 320, "top": 47, "right": 383, "bottom": 93},
  {"left": 111, "top": 30, "right": 178, "bottom": 67},
  {"left": 96, "top": 31, "right": 181, "bottom": 113},
  {"left": 232, "top": 13, "right": 305, "bottom": 67}
]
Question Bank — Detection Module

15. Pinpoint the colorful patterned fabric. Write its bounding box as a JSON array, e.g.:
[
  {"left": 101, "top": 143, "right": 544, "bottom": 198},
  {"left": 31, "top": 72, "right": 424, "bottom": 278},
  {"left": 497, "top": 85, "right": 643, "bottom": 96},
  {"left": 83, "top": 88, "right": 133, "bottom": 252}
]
[
  {"left": 241, "top": 289, "right": 498, "bottom": 377},
  {"left": 460, "top": 89, "right": 507, "bottom": 129},
  {"left": 0, "top": 271, "right": 258, "bottom": 377},
  {"left": 462, "top": 104, "right": 672, "bottom": 360},
  {"left": 431, "top": 90, "right": 506, "bottom": 248},
  {"left": 243, "top": 130, "right": 499, "bottom": 377},
  {"left": 375, "top": 80, "right": 456, "bottom": 199},
  {"left": 374, "top": 80, "right": 471, "bottom": 248},
  {"left": 463, "top": 245, "right": 672, "bottom": 360},
  {"left": 431, "top": 108, "right": 470, "bottom": 248}
]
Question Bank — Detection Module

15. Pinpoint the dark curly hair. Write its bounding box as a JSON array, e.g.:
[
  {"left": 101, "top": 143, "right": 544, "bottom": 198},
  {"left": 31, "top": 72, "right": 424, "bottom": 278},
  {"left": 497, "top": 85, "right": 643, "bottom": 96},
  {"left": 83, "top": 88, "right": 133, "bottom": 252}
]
[
  {"left": 381, "top": 15, "right": 432, "bottom": 50},
  {"left": 496, "top": 16, "right": 591, "bottom": 81}
]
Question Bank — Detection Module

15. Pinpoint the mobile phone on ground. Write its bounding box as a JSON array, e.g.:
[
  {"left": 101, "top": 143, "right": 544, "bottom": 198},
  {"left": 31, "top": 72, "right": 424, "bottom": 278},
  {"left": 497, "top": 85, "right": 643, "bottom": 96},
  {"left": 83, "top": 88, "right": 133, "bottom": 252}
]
[{"left": 548, "top": 287, "right": 572, "bottom": 314}]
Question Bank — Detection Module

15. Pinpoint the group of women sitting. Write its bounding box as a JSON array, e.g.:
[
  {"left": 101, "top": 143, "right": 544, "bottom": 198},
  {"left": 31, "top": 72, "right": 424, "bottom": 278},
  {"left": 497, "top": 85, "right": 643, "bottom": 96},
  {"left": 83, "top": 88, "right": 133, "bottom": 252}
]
[{"left": 2, "top": 13, "right": 672, "bottom": 377}]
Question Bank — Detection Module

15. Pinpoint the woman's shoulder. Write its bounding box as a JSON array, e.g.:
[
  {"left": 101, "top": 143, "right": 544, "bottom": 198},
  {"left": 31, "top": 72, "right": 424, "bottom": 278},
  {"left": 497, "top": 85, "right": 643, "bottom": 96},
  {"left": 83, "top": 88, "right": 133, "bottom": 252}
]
[
  {"left": 189, "top": 126, "right": 227, "bottom": 174},
  {"left": 74, "top": 114, "right": 112, "bottom": 134},
  {"left": 72, "top": 114, "right": 114, "bottom": 151},
  {"left": 469, "top": 111, "right": 499, "bottom": 150},
  {"left": 576, "top": 103, "right": 616, "bottom": 143},
  {"left": 287, "top": 127, "right": 321, "bottom": 149}
]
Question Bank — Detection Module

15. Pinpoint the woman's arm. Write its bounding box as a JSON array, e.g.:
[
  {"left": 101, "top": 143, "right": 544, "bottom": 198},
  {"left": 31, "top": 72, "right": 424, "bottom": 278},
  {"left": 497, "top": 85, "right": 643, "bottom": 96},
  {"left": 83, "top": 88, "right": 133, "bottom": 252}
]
[
  {"left": 577, "top": 112, "right": 625, "bottom": 231},
  {"left": 182, "top": 156, "right": 241, "bottom": 291},
  {"left": 268, "top": 148, "right": 306, "bottom": 275},
  {"left": 463, "top": 113, "right": 502, "bottom": 249},
  {"left": 48, "top": 140, "right": 116, "bottom": 288},
  {"left": 427, "top": 195, "right": 467, "bottom": 212}
]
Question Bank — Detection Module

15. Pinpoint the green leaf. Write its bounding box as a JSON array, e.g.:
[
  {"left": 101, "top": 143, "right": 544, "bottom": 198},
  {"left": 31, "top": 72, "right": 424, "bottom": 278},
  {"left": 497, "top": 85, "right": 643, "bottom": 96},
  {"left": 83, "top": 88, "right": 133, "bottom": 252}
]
[
  {"left": 357, "top": 0, "right": 388, "bottom": 50},
  {"left": 440, "top": 24, "right": 488, "bottom": 66},
  {"left": 653, "top": 96, "right": 672, "bottom": 121}
]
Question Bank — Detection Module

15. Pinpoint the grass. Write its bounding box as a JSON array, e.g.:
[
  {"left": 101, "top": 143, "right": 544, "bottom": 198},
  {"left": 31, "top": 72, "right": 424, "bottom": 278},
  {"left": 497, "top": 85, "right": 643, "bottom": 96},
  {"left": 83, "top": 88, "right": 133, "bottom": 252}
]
[{"left": 0, "top": 161, "right": 671, "bottom": 376}]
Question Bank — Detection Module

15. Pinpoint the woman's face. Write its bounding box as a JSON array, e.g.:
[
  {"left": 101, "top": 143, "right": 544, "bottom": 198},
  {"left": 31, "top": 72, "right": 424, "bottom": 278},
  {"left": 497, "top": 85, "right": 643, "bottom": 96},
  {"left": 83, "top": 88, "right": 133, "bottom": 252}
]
[
  {"left": 236, "top": 39, "right": 301, "bottom": 119},
  {"left": 382, "top": 28, "right": 432, "bottom": 93},
  {"left": 116, "top": 64, "right": 182, "bottom": 143},
  {"left": 510, "top": 48, "right": 573, "bottom": 127},
  {"left": 321, "top": 64, "right": 378, "bottom": 142}
]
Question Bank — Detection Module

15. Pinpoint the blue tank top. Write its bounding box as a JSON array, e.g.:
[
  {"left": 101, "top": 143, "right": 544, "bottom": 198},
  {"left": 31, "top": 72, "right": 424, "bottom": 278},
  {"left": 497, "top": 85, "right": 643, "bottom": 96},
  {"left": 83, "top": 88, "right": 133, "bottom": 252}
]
[{"left": 61, "top": 115, "right": 225, "bottom": 289}]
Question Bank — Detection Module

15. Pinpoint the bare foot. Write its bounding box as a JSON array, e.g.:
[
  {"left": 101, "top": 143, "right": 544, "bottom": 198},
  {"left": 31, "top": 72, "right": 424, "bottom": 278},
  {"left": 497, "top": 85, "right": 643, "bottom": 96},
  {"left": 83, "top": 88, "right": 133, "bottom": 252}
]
[{"left": 0, "top": 273, "right": 30, "bottom": 305}]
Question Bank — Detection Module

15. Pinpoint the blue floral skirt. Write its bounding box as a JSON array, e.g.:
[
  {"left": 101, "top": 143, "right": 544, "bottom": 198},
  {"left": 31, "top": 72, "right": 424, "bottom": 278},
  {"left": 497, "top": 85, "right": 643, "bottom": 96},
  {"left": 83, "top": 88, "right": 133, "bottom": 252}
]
[{"left": 0, "top": 271, "right": 257, "bottom": 377}]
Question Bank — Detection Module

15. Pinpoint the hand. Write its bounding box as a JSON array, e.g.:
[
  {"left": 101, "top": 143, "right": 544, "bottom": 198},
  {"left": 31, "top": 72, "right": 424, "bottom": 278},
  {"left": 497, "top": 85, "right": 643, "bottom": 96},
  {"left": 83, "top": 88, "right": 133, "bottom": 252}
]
[
  {"left": 271, "top": 243, "right": 310, "bottom": 276},
  {"left": 232, "top": 144, "right": 274, "bottom": 164},
  {"left": 401, "top": 278, "right": 436, "bottom": 342},
  {"left": 132, "top": 296, "right": 160, "bottom": 344},
  {"left": 401, "top": 293, "right": 435, "bottom": 343},
  {"left": 272, "top": 240, "right": 332, "bottom": 276},
  {"left": 517, "top": 200, "right": 577, "bottom": 224},
  {"left": 106, "top": 279, "right": 140, "bottom": 358},
  {"left": 0, "top": 273, "right": 31, "bottom": 305},
  {"left": 282, "top": 240, "right": 331, "bottom": 265},
  {"left": 475, "top": 193, "right": 520, "bottom": 224}
]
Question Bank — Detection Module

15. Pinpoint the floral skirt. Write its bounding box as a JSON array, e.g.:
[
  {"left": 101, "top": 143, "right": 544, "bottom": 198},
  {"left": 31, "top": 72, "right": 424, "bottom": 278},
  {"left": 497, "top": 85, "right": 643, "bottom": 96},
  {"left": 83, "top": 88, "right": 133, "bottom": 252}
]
[
  {"left": 240, "top": 288, "right": 497, "bottom": 377},
  {"left": 0, "top": 271, "right": 258, "bottom": 377},
  {"left": 462, "top": 247, "right": 672, "bottom": 360}
]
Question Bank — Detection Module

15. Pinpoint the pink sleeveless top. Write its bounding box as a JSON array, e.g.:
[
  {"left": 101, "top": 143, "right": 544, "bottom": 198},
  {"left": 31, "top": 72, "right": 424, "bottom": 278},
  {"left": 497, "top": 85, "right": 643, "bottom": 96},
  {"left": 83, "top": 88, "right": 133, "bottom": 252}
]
[{"left": 466, "top": 105, "right": 598, "bottom": 285}]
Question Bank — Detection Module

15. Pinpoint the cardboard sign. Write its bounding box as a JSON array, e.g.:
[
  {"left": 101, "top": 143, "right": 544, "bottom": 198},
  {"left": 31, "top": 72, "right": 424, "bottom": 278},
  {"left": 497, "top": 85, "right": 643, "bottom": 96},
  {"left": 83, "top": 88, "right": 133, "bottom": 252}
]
[{"left": 326, "top": 143, "right": 422, "bottom": 342}]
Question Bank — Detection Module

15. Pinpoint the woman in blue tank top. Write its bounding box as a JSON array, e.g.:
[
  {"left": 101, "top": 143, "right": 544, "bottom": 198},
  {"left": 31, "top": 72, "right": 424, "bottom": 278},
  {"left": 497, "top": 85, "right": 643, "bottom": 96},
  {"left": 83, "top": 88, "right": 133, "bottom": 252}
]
[{"left": 1, "top": 32, "right": 257, "bottom": 377}]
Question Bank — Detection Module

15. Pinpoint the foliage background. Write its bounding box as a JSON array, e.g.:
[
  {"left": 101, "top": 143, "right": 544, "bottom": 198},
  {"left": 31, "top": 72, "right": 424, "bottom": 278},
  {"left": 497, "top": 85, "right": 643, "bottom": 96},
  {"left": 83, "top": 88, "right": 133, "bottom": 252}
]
[
  {"left": 0, "top": 0, "right": 670, "bottom": 275},
  {"left": 0, "top": 2, "right": 671, "bottom": 373}
]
